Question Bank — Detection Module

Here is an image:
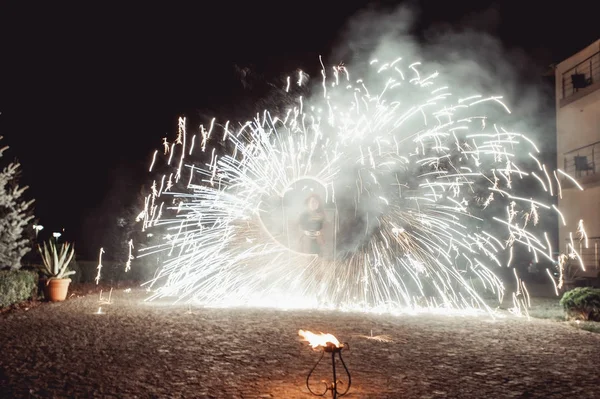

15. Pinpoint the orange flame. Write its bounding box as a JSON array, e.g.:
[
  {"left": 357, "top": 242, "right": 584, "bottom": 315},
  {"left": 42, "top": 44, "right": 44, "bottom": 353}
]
[{"left": 298, "top": 329, "right": 341, "bottom": 349}]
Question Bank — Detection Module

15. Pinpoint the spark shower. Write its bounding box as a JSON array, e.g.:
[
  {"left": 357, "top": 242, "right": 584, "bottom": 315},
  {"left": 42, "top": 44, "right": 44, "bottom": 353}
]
[{"left": 135, "top": 56, "right": 585, "bottom": 314}]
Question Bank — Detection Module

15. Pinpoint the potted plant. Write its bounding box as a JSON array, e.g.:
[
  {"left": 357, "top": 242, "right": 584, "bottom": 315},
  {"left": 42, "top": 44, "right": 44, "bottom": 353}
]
[{"left": 37, "top": 238, "right": 76, "bottom": 301}]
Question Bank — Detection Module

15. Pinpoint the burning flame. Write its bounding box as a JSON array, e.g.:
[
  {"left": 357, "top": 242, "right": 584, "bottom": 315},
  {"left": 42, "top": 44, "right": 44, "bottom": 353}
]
[{"left": 298, "top": 329, "right": 341, "bottom": 349}]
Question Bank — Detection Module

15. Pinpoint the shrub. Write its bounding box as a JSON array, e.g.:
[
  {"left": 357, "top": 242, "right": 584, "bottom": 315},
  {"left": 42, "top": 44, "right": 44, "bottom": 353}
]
[
  {"left": 560, "top": 287, "right": 600, "bottom": 321},
  {"left": 0, "top": 269, "right": 38, "bottom": 308},
  {"left": 72, "top": 259, "right": 157, "bottom": 284},
  {"left": 0, "top": 139, "right": 35, "bottom": 270}
]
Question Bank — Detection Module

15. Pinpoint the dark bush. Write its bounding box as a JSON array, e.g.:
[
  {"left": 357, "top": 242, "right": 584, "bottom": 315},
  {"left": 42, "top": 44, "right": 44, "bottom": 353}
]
[
  {"left": 560, "top": 287, "right": 600, "bottom": 321},
  {"left": 74, "top": 260, "right": 157, "bottom": 284},
  {"left": 0, "top": 269, "right": 38, "bottom": 308}
]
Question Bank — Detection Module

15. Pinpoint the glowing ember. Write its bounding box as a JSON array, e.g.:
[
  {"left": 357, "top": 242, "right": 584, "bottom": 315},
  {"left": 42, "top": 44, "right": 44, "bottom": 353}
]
[{"left": 299, "top": 329, "right": 342, "bottom": 350}]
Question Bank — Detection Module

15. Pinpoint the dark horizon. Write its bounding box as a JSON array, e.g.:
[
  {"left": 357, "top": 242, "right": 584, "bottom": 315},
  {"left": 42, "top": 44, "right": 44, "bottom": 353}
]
[{"left": 0, "top": 1, "right": 597, "bottom": 260}]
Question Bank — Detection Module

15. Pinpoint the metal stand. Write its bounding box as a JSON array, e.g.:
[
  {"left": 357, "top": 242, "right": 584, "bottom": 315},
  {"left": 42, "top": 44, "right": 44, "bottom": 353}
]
[{"left": 306, "top": 342, "right": 351, "bottom": 398}]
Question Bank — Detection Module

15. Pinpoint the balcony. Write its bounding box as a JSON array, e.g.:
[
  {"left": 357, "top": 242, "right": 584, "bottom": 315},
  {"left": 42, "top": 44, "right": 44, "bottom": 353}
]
[
  {"left": 562, "top": 140, "right": 600, "bottom": 187},
  {"left": 560, "top": 49, "right": 600, "bottom": 106},
  {"left": 562, "top": 237, "right": 600, "bottom": 280},
  {"left": 579, "top": 238, "right": 600, "bottom": 276}
]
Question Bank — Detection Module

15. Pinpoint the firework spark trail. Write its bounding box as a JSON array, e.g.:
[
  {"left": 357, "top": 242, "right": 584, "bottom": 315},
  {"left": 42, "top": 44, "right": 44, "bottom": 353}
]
[
  {"left": 95, "top": 247, "right": 105, "bottom": 285},
  {"left": 134, "top": 57, "right": 587, "bottom": 314}
]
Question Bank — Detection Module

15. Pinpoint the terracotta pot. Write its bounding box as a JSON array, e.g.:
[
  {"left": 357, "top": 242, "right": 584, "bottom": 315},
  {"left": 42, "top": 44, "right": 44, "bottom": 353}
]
[{"left": 45, "top": 278, "right": 71, "bottom": 302}]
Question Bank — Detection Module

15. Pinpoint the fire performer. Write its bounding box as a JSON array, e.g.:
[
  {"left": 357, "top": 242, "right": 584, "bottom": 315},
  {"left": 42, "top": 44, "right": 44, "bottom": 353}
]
[{"left": 298, "top": 194, "right": 326, "bottom": 255}]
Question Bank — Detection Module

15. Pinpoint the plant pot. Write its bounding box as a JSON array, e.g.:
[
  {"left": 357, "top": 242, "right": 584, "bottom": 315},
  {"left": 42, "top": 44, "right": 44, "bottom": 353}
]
[{"left": 45, "top": 278, "right": 71, "bottom": 302}]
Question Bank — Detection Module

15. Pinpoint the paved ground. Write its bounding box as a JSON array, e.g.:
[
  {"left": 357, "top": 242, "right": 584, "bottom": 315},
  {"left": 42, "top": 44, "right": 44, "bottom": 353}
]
[{"left": 1, "top": 288, "right": 599, "bottom": 398}]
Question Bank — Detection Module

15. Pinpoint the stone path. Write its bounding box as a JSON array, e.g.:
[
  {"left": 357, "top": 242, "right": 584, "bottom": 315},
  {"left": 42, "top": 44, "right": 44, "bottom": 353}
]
[{"left": 1, "top": 289, "right": 599, "bottom": 398}]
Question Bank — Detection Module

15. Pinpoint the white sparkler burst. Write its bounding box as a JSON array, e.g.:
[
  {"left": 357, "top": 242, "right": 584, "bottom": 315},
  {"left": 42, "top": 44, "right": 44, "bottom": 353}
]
[{"left": 135, "top": 56, "right": 586, "bottom": 314}]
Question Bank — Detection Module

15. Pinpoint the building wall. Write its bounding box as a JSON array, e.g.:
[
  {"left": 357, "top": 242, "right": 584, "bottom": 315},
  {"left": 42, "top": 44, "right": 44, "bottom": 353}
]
[
  {"left": 556, "top": 88, "right": 600, "bottom": 159},
  {"left": 560, "top": 185, "right": 600, "bottom": 247},
  {"left": 555, "top": 39, "right": 600, "bottom": 272}
]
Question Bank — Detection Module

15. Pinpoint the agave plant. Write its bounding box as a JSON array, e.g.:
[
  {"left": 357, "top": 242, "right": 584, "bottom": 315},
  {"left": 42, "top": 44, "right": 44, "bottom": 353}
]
[{"left": 37, "top": 239, "right": 76, "bottom": 281}]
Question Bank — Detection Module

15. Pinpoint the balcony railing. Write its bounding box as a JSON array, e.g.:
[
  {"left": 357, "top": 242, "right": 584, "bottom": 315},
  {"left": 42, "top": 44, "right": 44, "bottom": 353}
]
[
  {"left": 563, "top": 237, "right": 600, "bottom": 278},
  {"left": 580, "top": 240, "right": 600, "bottom": 273},
  {"left": 561, "top": 49, "right": 600, "bottom": 99},
  {"left": 563, "top": 140, "right": 600, "bottom": 183}
]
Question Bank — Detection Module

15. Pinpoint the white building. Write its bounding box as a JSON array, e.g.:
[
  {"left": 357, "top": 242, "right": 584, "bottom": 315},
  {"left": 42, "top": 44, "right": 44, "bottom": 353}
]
[{"left": 555, "top": 38, "right": 600, "bottom": 278}]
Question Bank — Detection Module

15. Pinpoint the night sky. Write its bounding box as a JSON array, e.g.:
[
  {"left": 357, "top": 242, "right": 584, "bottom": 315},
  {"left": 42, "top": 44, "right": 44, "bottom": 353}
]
[{"left": 0, "top": 1, "right": 597, "bottom": 259}]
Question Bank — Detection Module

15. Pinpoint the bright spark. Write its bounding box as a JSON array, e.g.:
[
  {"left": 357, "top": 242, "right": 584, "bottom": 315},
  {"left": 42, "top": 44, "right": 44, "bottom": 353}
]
[{"left": 132, "top": 57, "right": 587, "bottom": 316}]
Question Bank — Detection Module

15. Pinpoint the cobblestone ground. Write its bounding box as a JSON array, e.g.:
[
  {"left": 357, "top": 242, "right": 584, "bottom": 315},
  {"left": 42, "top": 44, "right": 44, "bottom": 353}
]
[{"left": 1, "top": 289, "right": 599, "bottom": 398}]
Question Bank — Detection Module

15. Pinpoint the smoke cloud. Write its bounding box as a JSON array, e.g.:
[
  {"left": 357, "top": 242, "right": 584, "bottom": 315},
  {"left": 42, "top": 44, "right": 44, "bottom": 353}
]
[
  {"left": 328, "top": 2, "right": 553, "bottom": 151},
  {"left": 284, "top": 2, "right": 558, "bottom": 263}
]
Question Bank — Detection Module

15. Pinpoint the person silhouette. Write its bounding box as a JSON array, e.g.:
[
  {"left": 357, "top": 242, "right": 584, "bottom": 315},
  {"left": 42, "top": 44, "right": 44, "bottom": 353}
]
[{"left": 298, "top": 194, "right": 326, "bottom": 255}]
